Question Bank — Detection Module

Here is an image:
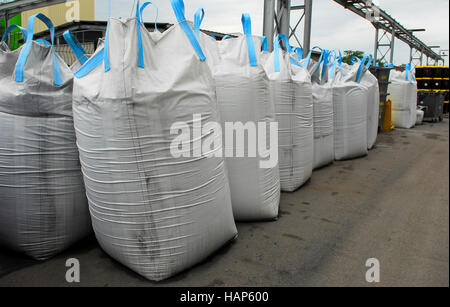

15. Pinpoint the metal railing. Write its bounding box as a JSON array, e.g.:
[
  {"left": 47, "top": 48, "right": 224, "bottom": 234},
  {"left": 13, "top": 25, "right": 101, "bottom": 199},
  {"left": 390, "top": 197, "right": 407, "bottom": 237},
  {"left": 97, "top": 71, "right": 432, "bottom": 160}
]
[{"left": 0, "top": 29, "right": 95, "bottom": 66}]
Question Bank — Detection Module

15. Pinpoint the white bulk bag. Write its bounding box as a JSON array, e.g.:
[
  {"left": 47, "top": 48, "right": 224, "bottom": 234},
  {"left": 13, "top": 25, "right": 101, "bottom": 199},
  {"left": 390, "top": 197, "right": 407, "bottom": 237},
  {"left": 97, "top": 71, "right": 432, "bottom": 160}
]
[
  {"left": 303, "top": 48, "right": 334, "bottom": 169},
  {"left": 193, "top": 8, "right": 224, "bottom": 74},
  {"left": 72, "top": 0, "right": 237, "bottom": 281},
  {"left": 0, "top": 15, "right": 91, "bottom": 260},
  {"left": 416, "top": 108, "right": 424, "bottom": 125},
  {"left": 311, "top": 83, "right": 334, "bottom": 168},
  {"left": 358, "top": 57, "right": 380, "bottom": 150},
  {"left": 214, "top": 14, "right": 280, "bottom": 220},
  {"left": 260, "top": 36, "right": 270, "bottom": 66},
  {"left": 0, "top": 25, "right": 27, "bottom": 52},
  {"left": 331, "top": 58, "right": 369, "bottom": 161},
  {"left": 388, "top": 67, "right": 417, "bottom": 129},
  {"left": 263, "top": 35, "right": 313, "bottom": 192}
]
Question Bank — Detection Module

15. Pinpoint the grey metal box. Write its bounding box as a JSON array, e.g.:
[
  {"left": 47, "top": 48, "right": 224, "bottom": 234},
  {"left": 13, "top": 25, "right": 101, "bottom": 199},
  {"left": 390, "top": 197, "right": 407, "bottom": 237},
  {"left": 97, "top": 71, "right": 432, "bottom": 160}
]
[{"left": 417, "top": 91, "right": 444, "bottom": 122}]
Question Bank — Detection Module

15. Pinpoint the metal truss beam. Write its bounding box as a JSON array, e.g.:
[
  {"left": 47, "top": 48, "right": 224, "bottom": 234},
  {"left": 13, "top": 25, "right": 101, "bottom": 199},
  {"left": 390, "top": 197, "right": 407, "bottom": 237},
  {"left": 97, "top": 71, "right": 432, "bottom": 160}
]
[{"left": 333, "top": 0, "right": 443, "bottom": 64}]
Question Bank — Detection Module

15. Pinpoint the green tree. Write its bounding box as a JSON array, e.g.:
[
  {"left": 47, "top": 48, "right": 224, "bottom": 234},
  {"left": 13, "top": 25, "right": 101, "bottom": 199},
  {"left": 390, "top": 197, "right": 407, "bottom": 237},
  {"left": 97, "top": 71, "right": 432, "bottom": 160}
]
[
  {"left": 0, "top": 23, "right": 5, "bottom": 39},
  {"left": 341, "top": 50, "right": 387, "bottom": 67},
  {"left": 342, "top": 50, "right": 365, "bottom": 65}
]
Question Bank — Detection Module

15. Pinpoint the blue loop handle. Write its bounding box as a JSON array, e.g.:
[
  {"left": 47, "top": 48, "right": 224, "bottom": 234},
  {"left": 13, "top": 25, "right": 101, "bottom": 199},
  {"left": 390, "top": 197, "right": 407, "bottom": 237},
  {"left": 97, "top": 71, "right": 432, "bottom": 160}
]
[
  {"left": 290, "top": 57, "right": 303, "bottom": 68},
  {"left": 14, "top": 13, "right": 62, "bottom": 86},
  {"left": 222, "top": 35, "right": 231, "bottom": 41},
  {"left": 277, "top": 34, "right": 292, "bottom": 52},
  {"left": 295, "top": 47, "right": 303, "bottom": 61},
  {"left": 327, "top": 50, "right": 336, "bottom": 67},
  {"left": 304, "top": 46, "right": 322, "bottom": 68},
  {"left": 140, "top": 2, "right": 158, "bottom": 31},
  {"left": 103, "top": 0, "right": 145, "bottom": 71},
  {"left": 273, "top": 34, "right": 292, "bottom": 72},
  {"left": 241, "top": 13, "right": 257, "bottom": 67},
  {"left": 355, "top": 54, "right": 368, "bottom": 83},
  {"left": 75, "top": 48, "right": 105, "bottom": 78},
  {"left": 351, "top": 56, "right": 361, "bottom": 65},
  {"left": 261, "top": 36, "right": 268, "bottom": 52},
  {"left": 352, "top": 53, "right": 372, "bottom": 82},
  {"left": 405, "top": 63, "right": 410, "bottom": 81},
  {"left": 104, "top": 0, "right": 111, "bottom": 71},
  {"left": 274, "top": 35, "right": 282, "bottom": 72},
  {"left": 105, "top": 0, "right": 145, "bottom": 70},
  {"left": 135, "top": 0, "right": 145, "bottom": 68},
  {"left": 170, "top": 0, "right": 206, "bottom": 61},
  {"left": 365, "top": 54, "right": 373, "bottom": 69},
  {"left": 327, "top": 49, "right": 339, "bottom": 79},
  {"left": 405, "top": 63, "right": 416, "bottom": 82},
  {"left": 334, "top": 49, "right": 342, "bottom": 67},
  {"left": 36, "top": 39, "right": 51, "bottom": 46},
  {"left": 320, "top": 49, "right": 331, "bottom": 82},
  {"left": 63, "top": 30, "right": 88, "bottom": 64},
  {"left": 194, "top": 8, "right": 204, "bottom": 38},
  {"left": 1, "top": 25, "right": 27, "bottom": 43}
]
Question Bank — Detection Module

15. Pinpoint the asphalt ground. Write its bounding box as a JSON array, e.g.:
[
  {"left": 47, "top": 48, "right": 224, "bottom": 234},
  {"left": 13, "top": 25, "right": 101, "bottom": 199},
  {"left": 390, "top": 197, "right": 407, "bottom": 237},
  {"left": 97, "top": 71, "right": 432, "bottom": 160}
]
[{"left": 0, "top": 119, "right": 448, "bottom": 287}]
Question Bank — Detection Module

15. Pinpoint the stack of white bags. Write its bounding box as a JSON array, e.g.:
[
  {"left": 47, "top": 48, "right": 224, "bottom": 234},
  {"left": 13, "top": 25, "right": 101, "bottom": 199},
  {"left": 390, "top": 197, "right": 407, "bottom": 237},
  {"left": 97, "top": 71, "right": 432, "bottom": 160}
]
[
  {"left": 0, "top": 0, "right": 408, "bottom": 281},
  {"left": 200, "top": 14, "right": 281, "bottom": 221},
  {"left": 262, "top": 35, "right": 313, "bottom": 192},
  {"left": 301, "top": 48, "right": 335, "bottom": 169},
  {"left": 388, "top": 65, "right": 418, "bottom": 129}
]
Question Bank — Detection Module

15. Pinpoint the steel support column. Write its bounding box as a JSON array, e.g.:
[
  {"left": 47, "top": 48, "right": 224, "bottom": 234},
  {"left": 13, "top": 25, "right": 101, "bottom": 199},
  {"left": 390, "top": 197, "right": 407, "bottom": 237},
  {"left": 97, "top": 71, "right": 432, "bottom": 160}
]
[
  {"left": 4, "top": 10, "right": 9, "bottom": 46},
  {"left": 303, "top": 0, "right": 312, "bottom": 55},
  {"left": 410, "top": 47, "right": 424, "bottom": 69},
  {"left": 303, "top": 0, "right": 312, "bottom": 54},
  {"left": 277, "top": 0, "right": 291, "bottom": 40},
  {"left": 409, "top": 47, "right": 413, "bottom": 64},
  {"left": 390, "top": 27, "right": 395, "bottom": 63},
  {"left": 263, "top": 0, "right": 313, "bottom": 54},
  {"left": 374, "top": 27, "right": 379, "bottom": 65},
  {"left": 263, "top": 0, "right": 275, "bottom": 51}
]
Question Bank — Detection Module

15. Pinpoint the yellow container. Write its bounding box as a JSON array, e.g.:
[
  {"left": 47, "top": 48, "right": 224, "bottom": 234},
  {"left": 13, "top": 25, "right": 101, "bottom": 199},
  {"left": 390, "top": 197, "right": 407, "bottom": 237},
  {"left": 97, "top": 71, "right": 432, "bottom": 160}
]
[{"left": 382, "top": 99, "right": 395, "bottom": 132}]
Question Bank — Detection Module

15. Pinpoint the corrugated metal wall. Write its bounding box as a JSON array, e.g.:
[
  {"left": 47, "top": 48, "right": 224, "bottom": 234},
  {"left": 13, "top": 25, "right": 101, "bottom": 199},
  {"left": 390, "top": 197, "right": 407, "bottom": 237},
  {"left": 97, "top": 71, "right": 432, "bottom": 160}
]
[{"left": 22, "top": 0, "right": 95, "bottom": 32}]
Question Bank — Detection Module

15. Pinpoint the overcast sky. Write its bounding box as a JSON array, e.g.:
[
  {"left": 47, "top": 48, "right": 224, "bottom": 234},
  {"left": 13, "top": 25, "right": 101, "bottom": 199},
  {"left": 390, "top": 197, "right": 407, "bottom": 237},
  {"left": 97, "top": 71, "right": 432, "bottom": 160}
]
[{"left": 96, "top": 0, "right": 449, "bottom": 65}]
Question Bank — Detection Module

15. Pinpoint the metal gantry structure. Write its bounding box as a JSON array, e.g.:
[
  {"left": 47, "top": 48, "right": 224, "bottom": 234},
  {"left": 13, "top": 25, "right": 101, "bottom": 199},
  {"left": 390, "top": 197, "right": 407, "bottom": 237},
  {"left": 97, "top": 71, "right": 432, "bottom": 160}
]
[
  {"left": 332, "top": 0, "right": 443, "bottom": 66},
  {"left": 263, "top": 0, "right": 444, "bottom": 66},
  {"left": 2, "top": 0, "right": 446, "bottom": 66},
  {"left": 263, "top": 0, "right": 313, "bottom": 54}
]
